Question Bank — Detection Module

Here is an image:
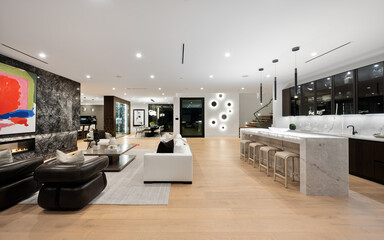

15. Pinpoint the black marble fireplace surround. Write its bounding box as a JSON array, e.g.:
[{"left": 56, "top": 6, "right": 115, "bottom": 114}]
[{"left": 0, "top": 54, "right": 80, "bottom": 160}]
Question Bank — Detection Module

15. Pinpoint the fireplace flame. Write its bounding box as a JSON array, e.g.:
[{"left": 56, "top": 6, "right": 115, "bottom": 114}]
[{"left": 11, "top": 147, "right": 29, "bottom": 153}]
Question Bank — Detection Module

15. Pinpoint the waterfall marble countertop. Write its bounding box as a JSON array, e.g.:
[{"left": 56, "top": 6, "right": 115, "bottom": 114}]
[
  {"left": 241, "top": 128, "right": 384, "bottom": 143},
  {"left": 240, "top": 128, "right": 346, "bottom": 144},
  {"left": 240, "top": 128, "right": 349, "bottom": 196}
]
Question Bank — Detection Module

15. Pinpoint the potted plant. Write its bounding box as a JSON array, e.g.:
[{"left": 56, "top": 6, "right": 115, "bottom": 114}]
[{"left": 289, "top": 123, "right": 296, "bottom": 130}]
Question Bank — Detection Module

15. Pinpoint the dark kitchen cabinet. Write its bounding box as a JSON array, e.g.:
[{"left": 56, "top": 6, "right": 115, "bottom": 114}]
[
  {"left": 290, "top": 87, "right": 301, "bottom": 116},
  {"left": 349, "top": 138, "right": 384, "bottom": 184},
  {"left": 334, "top": 71, "right": 355, "bottom": 114},
  {"left": 357, "top": 62, "right": 384, "bottom": 114},
  {"left": 282, "top": 88, "right": 291, "bottom": 116},
  {"left": 301, "top": 82, "right": 316, "bottom": 115},
  {"left": 316, "top": 77, "right": 333, "bottom": 115}
]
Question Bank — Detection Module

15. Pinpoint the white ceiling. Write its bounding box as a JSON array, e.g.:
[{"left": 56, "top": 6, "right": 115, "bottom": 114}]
[{"left": 1, "top": 0, "right": 384, "bottom": 104}]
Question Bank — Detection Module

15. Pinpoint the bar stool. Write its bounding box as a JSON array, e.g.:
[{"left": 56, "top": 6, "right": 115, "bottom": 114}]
[
  {"left": 248, "top": 142, "right": 265, "bottom": 167},
  {"left": 240, "top": 140, "right": 252, "bottom": 160},
  {"left": 274, "top": 151, "right": 300, "bottom": 188},
  {"left": 259, "top": 146, "right": 281, "bottom": 176}
]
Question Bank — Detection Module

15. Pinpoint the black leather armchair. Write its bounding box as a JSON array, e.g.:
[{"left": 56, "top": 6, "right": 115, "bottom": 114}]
[
  {"left": 0, "top": 157, "right": 43, "bottom": 210},
  {"left": 34, "top": 156, "right": 108, "bottom": 210}
]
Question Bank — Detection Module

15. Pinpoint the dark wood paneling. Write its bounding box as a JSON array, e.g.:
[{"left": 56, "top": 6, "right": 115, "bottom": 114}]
[
  {"left": 104, "top": 96, "right": 116, "bottom": 137},
  {"left": 349, "top": 138, "right": 384, "bottom": 184},
  {"left": 349, "top": 139, "right": 357, "bottom": 174},
  {"left": 104, "top": 96, "right": 131, "bottom": 137},
  {"left": 282, "top": 88, "right": 291, "bottom": 117}
]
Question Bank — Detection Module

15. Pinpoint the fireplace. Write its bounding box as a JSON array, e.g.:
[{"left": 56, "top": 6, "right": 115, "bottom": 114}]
[{"left": 0, "top": 138, "right": 35, "bottom": 155}]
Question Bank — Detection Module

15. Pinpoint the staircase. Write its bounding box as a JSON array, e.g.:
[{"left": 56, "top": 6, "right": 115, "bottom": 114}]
[{"left": 246, "top": 98, "right": 273, "bottom": 128}]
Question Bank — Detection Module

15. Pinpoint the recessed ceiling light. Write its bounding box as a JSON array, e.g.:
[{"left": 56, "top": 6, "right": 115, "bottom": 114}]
[
  {"left": 200, "top": 87, "right": 204, "bottom": 90},
  {"left": 209, "top": 75, "right": 213, "bottom": 78},
  {"left": 224, "top": 52, "right": 231, "bottom": 58},
  {"left": 86, "top": 75, "right": 91, "bottom": 79},
  {"left": 158, "top": 87, "right": 161, "bottom": 90},
  {"left": 39, "top": 53, "right": 46, "bottom": 58},
  {"left": 311, "top": 52, "right": 317, "bottom": 56},
  {"left": 266, "top": 74, "right": 271, "bottom": 78},
  {"left": 241, "top": 87, "right": 245, "bottom": 90},
  {"left": 150, "top": 75, "right": 155, "bottom": 79},
  {"left": 136, "top": 53, "right": 142, "bottom": 58},
  {"left": 162, "top": 93, "right": 165, "bottom": 96},
  {"left": 112, "top": 87, "right": 116, "bottom": 90},
  {"left": 124, "top": 93, "right": 127, "bottom": 95}
]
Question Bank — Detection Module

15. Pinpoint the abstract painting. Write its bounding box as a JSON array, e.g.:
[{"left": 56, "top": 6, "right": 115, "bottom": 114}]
[
  {"left": 133, "top": 109, "right": 145, "bottom": 126},
  {"left": 0, "top": 62, "right": 36, "bottom": 135}
]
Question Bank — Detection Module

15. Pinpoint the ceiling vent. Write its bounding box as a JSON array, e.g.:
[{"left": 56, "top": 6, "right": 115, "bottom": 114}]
[
  {"left": 1, "top": 43, "right": 48, "bottom": 64},
  {"left": 305, "top": 42, "right": 351, "bottom": 63}
]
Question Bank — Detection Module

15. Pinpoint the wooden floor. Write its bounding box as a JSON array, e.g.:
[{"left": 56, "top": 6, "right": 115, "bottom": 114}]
[{"left": 1, "top": 137, "right": 384, "bottom": 240}]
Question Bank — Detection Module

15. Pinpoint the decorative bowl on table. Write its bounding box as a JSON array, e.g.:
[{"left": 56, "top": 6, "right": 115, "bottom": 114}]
[{"left": 289, "top": 124, "right": 296, "bottom": 130}]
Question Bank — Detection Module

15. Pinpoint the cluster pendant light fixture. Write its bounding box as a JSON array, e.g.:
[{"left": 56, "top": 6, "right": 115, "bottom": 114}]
[
  {"left": 292, "top": 46, "right": 300, "bottom": 99},
  {"left": 272, "top": 59, "right": 279, "bottom": 101},
  {"left": 259, "top": 68, "right": 264, "bottom": 104}
]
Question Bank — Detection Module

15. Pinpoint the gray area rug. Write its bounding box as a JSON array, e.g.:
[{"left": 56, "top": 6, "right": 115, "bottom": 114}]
[{"left": 21, "top": 149, "right": 171, "bottom": 205}]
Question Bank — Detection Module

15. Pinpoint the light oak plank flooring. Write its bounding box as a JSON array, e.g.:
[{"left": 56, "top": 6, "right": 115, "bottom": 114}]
[{"left": 1, "top": 137, "right": 384, "bottom": 240}]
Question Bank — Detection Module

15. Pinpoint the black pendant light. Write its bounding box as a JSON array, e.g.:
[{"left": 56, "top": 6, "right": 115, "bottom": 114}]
[
  {"left": 259, "top": 68, "right": 264, "bottom": 104},
  {"left": 292, "top": 46, "right": 300, "bottom": 98},
  {"left": 272, "top": 59, "right": 279, "bottom": 101}
]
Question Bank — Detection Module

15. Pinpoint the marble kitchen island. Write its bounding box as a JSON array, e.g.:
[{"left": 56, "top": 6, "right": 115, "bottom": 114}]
[{"left": 240, "top": 128, "right": 349, "bottom": 196}]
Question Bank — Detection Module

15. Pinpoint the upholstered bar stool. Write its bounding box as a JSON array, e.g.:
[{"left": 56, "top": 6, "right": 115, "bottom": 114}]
[
  {"left": 274, "top": 151, "right": 300, "bottom": 188},
  {"left": 240, "top": 139, "right": 252, "bottom": 160},
  {"left": 248, "top": 142, "right": 265, "bottom": 167},
  {"left": 259, "top": 146, "right": 281, "bottom": 176}
]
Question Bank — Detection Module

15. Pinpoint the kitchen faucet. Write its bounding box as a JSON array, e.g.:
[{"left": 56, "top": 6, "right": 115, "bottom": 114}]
[{"left": 347, "top": 125, "right": 358, "bottom": 135}]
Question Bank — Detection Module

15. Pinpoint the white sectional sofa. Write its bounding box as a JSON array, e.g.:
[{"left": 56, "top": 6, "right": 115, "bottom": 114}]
[{"left": 143, "top": 138, "right": 193, "bottom": 183}]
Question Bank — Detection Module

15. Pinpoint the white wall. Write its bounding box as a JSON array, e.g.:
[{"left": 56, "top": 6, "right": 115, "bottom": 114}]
[
  {"left": 273, "top": 55, "right": 384, "bottom": 137},
  {"left": 173, "top": 93, "right": 240, "bottom": 138},
  {"left": 80, "top": 105, "right": 104, "bottom": 130},
  {"left": 130, "top": 103, "right": 148, "bottom": 133},
  {"left": 239, "top": 91, "right": 273, "bottom": 127}
]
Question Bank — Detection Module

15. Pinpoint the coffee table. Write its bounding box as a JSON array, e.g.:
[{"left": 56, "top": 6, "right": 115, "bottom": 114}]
[{"left": 83, "top": 144, "right": 136, "bottom": 172}]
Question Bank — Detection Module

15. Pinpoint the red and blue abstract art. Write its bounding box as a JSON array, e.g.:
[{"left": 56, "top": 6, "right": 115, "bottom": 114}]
[{"left": 0, "top": 62, "right": 36, "bottom": 135}]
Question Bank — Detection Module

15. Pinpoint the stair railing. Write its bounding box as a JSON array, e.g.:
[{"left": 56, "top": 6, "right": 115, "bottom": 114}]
[{"left": 253, "top": 98, "right": 273, "bottom": 123}]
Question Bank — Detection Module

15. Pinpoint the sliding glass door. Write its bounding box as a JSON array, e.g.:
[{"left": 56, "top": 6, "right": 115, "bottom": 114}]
[{"left": 180, "top": 98, "right": 204, "bottom": 137}]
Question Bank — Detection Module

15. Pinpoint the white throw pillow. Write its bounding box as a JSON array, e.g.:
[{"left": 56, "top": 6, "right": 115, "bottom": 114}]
[
  {"left": 105, "top": 132, "right": 112, "bottom": 139},
  {"left": 163, "top": 133, "right": 174, "bottom": 143},
  {"left": 174, "top": 140, "right": 186, "bottom": 153},
  {"left": 175, "top": 134, "right": 182, "bottom": 139},
  {"left": 56, "top": 150, "right": 85, "bottom": 164},
  {"left": 109, "top": 137, "right": 117, "bottom": 145},
  {"left": 0, "top": 149, "right": 13, "bottom": 164}
]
